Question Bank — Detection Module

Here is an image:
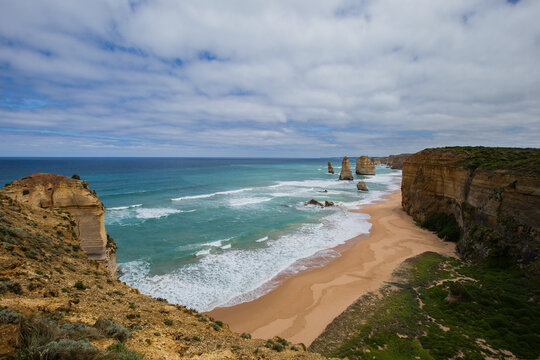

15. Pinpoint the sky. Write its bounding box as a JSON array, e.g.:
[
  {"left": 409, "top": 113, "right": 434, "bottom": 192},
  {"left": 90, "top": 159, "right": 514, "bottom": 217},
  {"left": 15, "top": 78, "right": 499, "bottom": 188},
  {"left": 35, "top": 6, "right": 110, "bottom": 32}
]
[{"left": 0, "top": 0, "right": 539, "bottom": 157}]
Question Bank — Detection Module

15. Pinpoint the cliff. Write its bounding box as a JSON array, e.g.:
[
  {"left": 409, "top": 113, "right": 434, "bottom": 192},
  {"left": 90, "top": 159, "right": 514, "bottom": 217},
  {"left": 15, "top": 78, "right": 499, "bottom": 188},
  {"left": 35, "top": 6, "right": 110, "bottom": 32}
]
[
  {"left": 1, "top": 173, "right": 117, "bottom": 275},
  {"left": 355, "top": 156, "right": 376, "bottom": 175},
  {"left": 402, "top": 147, "right": 540, "bottom": 270},
  {"left": 387, "top": 153, "right": 412, "bottom": 169},
  {"left": 339, "top": 157, "right": 354, "bottom": 180},
  {"left": 0, "top": 176, "right": 326, "bottom": 359}
]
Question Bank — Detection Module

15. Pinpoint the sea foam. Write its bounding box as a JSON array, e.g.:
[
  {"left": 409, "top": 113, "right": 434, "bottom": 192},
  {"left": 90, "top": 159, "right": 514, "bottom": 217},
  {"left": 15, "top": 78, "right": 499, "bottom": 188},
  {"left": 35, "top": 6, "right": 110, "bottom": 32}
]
[{"left": 119, "top": 207, "right": 372, "bottom": 312}]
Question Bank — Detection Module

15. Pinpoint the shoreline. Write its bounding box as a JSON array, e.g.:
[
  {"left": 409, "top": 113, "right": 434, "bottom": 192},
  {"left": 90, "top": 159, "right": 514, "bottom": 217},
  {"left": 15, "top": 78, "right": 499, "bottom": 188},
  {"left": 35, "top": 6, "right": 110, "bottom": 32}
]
[{"left": 207, "top": 190, "right": 456, "bottom": 346}]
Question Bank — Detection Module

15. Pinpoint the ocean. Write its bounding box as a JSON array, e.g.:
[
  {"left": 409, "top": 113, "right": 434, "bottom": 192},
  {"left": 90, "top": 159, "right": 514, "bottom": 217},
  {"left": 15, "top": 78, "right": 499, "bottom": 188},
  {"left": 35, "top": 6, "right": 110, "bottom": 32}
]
[{"left": 0, "top": 157, "right": 401, "bottom": 311}]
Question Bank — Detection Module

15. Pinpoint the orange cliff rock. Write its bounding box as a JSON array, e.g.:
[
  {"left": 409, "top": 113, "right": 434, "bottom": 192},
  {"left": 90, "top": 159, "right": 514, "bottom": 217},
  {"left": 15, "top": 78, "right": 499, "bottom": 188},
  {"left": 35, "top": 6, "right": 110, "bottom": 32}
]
[
  {"left": 1, "top": 173, "right": 117, "bottom": 275},
  {"left": 338, "top": 157, "right": 354, "bottom": 180},
  {"left": 401, "top": 147, "right": 540, "bottom": 270},
  {"left": 355, "top": 156, "right": 376, "bottom": 175}
]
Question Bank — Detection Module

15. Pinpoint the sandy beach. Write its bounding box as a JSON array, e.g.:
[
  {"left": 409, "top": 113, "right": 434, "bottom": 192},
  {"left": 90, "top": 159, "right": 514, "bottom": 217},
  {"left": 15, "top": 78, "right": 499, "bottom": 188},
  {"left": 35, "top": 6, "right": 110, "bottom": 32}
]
[{"left": 208, "top": 190, "right": 456, "bottom": 346}]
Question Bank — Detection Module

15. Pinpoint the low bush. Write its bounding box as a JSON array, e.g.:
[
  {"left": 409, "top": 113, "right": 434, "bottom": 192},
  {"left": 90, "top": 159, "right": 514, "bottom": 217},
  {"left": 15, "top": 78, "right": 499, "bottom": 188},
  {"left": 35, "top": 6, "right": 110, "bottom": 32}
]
[
  {"left": 42, "top": 339, "right": 98, "bottom": 360},
  {"left": 94, "top": 318, "right": 131, "bottom": 342},
  {"left": 0, "top": 280, "right": 23, "bottom": 294},
  {"left": 60, "top": 322, "right": 101, "bottom": 340},
  {"left": 0, "top": 308, "right": 23, "bottom": 324}
]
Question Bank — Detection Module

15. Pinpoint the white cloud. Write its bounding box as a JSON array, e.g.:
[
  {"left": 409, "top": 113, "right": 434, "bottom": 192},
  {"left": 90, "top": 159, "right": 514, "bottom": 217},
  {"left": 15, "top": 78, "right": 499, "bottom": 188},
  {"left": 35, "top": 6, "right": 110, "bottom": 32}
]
[{"left": 0, "top": 0, "right": 539, "bottom": 156}]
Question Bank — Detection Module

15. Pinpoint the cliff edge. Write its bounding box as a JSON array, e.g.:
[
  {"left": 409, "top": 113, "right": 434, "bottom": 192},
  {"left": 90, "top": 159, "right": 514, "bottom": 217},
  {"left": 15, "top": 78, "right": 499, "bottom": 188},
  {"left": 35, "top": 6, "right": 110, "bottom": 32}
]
[
  {"left": 1, "top": 174, "right": 117, "bottom": 275},
  {"left": 0, "top": 175, "right": 326, "bottom": 359},
  {"left": 402, "top": 147, "right": 540, "bottom": 270}
]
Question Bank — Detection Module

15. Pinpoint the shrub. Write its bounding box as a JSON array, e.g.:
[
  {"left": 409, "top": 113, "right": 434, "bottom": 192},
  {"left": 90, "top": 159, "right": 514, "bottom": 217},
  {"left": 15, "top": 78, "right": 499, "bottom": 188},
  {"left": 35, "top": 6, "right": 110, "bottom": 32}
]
[
  {"left": 104, "top": 342, "right": 146, "bottom": 360},
  {"left": 17, "top": 316, "right": 61, "bottom": 354},
  {"left": 265, "top": 339, "right": 284, "bottom": 352},
  {"left": 74, "top": 281, "right": 88, "bottom": 290},
  {"left": 22, "top": 190, "right": 30, "bottom": 195},
  {"left": 42, "top": 338, "right": 98, "bottom": 360},
  {"left": 0, "top": 308, "right": 23, "bottom": 324},
  {"left": 60, "top": 322, "right": 101, "bottom": 340},
  {"left": 0, "top": 280, "right": 23, "bottom": 294},
  {"left": 241, "top": 332, "right": 251, "bottom": 339},
  {"left": 163, "top": 319, "right": 173, "bottom": 326},
  {"left": 94, "top": 318, "right": 131, "bottom": 342}
]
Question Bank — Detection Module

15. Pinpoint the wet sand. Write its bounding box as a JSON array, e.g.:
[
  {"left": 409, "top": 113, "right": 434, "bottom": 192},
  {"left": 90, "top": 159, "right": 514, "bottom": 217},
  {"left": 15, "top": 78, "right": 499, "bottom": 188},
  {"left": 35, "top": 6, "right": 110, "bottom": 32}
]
[{"left": 208, "top": 191, "right": 456, "bottom": 346}]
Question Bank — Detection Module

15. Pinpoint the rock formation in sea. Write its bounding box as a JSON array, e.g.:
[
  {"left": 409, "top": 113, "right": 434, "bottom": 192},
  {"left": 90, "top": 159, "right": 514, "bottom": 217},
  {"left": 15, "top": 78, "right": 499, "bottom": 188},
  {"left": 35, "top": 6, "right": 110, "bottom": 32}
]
[
  {"left": 357, "top": 181, "right": 368, "bottom": 191},
  {"left": 325, "top": 201, "right": 335, "bottom": 207},
  {"left": 401, "top": 147, "right": 540, "bottom": 270},
  {"left": 305, "top": 199, "right": 325, "bottom": 207},
  {"left": 387, "top": 153, "right": 412, "bottom": 169},
  {"left": 1, "top": 173, "right": 117, "bottom": 275},
  {"left": 355, "top": 156, "right": 376, "bottom": 175},
  {"left": 328, "top": 161, "right": 334, "bottom": 174},
  {"left": 371, "top": 157, "right": 381, "bottom": 165},
  {"left": 339, "top": 157, "right": 354, "bottom": 180}
]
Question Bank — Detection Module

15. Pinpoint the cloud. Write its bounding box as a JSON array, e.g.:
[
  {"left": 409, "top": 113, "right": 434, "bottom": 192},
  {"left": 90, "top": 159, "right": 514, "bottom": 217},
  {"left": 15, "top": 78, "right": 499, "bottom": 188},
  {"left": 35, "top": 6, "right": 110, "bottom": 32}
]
[{"left": 0, "top": 0, "right": 539, "bottom": 157}]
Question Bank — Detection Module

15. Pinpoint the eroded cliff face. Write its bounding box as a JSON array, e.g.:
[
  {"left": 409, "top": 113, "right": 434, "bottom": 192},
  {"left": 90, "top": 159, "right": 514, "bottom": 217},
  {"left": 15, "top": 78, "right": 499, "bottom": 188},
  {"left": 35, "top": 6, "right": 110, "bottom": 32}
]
[
  {"left": 355, "top": 156, "right": 376, "bottom": 175},
  {"left": 1, "top": 173, "right": 117, "bottom": 275},
  {"left": 387, "top": 153, "right": 412, "bottom": 169},
  {"left": 402, "top": 148, "right": 540, "bottom": 270}
]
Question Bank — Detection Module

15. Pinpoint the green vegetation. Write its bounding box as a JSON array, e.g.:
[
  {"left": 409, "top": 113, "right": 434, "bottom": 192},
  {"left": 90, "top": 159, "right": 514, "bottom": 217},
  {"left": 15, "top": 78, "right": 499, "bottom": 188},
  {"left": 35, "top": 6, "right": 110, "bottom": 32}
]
[
  {"left": 15, "top": 315, "right": 142, "bottom": 360},
  {"left": 429, "top": 146, "right": 540, "bottom": 176},
  {"left": 0, "top": 307, "right": 23, "bottom": 324},
  {"left": 311, "top": 252, "right": 540, "bottom": 360},
  {"left": 74, "top": 280, "right": 88, "bottom": 290},
  {"left": 420, "top": 213, "right": 461, "bottom": 242},
  {"left": 94, "top": 318, "right": 131, "bottom": 342}
]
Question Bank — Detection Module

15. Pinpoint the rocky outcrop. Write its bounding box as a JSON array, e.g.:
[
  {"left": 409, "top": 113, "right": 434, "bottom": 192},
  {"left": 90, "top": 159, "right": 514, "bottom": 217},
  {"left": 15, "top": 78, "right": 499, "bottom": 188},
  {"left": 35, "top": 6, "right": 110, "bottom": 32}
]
[
  {"left": 371, "top": 157, "right": 381, "bottom": 165},
  {"left": 355, "top": 156, "right": 376, "bottom": 175},
  {"left": 305, "top": 199, "right": 335, "bottom": 208},
  {"left": 339, "top": 157, "right": 354, "bottom": 180},
  {"left": 387, "top": 154, "right": 412, "bottom": 169},
  {"left": 357, "top": 181, "right": 368, "bottom": 191},
  {"left": 1, "top": 173, "right": 117, "bottom": 275},
  {"left": 306, "top": 199, "right": 325, "bottom": 207},
  {"left": 402, "top": 147, "right": 540, "bottom": 270},
  {"left": 328, "top": 162, "right": 334, "bottom": 174}
]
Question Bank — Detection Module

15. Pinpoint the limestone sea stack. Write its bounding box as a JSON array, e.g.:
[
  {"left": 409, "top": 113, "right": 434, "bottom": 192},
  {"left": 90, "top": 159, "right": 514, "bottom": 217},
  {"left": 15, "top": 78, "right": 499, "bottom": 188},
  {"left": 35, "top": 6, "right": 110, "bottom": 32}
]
[
  {"left": 371, "top": 157, "right": 381, "bottom": 165},
  {"left": 355, "top": 156, "right": 376, "bottom": 175},
  {"left": 357, "top": 181, "right": 368, "bottom": 191},
  {"left": 339, "top": 157, "right": 354, "bottom": 180},
  {"left": 1, "top": 173, "right": 118, "bottom": 275},
  {"left": 328, "top": 161, "right": 334, "bottom": 174}
]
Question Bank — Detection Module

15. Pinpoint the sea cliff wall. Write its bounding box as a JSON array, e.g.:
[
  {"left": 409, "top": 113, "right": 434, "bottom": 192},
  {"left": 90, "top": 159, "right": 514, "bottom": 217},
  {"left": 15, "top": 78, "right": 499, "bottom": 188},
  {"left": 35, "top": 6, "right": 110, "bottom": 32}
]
[
  {"left": 1, "top": 173, "right": 118, "bottom": 275},
  {"left": 402, "top": 147, "right": 540, "bottom": 270}
]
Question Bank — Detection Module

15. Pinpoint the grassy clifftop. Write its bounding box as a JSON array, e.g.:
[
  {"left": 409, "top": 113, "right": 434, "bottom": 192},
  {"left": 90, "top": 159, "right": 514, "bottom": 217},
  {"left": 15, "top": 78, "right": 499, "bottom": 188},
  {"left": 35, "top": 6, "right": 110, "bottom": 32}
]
[{"left": 422, "top": 146, "right": 540, "bottom": 176}]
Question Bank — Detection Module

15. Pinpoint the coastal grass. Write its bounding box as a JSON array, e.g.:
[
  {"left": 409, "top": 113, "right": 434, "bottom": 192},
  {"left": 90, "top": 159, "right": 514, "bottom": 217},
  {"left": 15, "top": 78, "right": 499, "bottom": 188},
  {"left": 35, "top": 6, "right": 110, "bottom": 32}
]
[
  {"left": 14, "top": 314, "right": 144, "bottom": 360},
  {"left": 310, "top": 252, "right": 540, "bottom": 360},
  {"left": 428, "top": 146, "right": 540, "bottom": 176}
]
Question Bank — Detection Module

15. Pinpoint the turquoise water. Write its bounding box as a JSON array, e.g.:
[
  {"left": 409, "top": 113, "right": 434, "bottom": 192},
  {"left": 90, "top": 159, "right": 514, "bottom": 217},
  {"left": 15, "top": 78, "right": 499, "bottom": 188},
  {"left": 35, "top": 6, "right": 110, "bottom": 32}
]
[{"left": 0, "top": 158, "right": 401, "bottom": 311}]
